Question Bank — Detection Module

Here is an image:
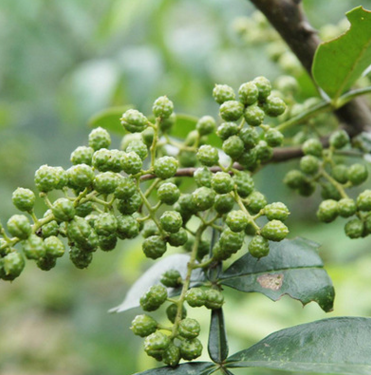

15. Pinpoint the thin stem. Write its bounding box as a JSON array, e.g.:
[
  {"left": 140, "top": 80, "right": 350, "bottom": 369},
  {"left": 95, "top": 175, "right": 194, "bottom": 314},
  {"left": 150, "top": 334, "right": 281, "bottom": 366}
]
[
  {"left": 320, "top": 169, "right": 348, "bottom": 199},
  {"left": 233, "top": 191, "right": 261, "bottom": 232}
]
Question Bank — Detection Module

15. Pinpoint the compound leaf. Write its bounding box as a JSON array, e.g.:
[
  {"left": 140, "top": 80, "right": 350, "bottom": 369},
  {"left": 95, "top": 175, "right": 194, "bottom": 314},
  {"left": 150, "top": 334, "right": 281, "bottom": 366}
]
[
  {"left": 134, "top": 362, "right": 217, "bottom": 375},
  {"left": 219, "top": 238, "right": 334, "bottom": 312},
  {"left": 226, "top": 317, "right": 371, "bottom": 374},
  {"left": 313, "top": 6, "right": 371, "bottom": 102}
]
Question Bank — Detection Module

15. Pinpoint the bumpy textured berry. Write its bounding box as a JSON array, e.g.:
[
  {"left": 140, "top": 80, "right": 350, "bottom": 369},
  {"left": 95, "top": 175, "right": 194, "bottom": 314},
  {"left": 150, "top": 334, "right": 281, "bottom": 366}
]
[
  {"left": 177, "top": 194, "right": 197, "bottom": 217},
  {"left": 192, "top": 187, "right": 216, "bottom": 211},
  {"left": 126, "top": 140, "right": 148, "bottom": 161},
  {"left": 317, "top": 199, "right": 338, "bottom": 223},
  {"left": 275, "top": 75, "right": 299, "bottom": 95},
  {"left": 116, "top": 215, "right": 139, "bottom": 239},
  {"left": 2, "top": 252, "right": 25, "bottom": 280},
  {"left": 115, "top": 176, "right": 136, "bottom": 199},
  {"left": 196, "top": 116, "right": 216, "bottom": 136},
  {"left": 92, "top": 149, "right": 111, "bottom": 172},
  {"left": 216, "top": 122, "right": 239, "bottom": 140},
  {"left": 70, "top": 146, "right": 94, "bottom": 165},
  {"left": 152, "top": 96, "right": 174, "bottom": 119},
  {"left": 67, "top": 164, "right": 95, "bottom": 189},
  {"left": 22, "top": 235, "right": 45, "bottom": 260},
  {"left": 44, "top": 236, "right": 65, "bottom": 258},
  {"left": 197, "top": 145, "right": 219, "bottom": 167},
  {"left": 300, "top": 155, "right": 320, "bottom": 175},
  {"left": 52, "top": 198, "right": 76, "bottom": 222},
  {"left": 348, "top": 164, "right": 368, "bottom": 187},
  {"left": 88, "top": 127, "right": 111, "bottom": 150},
  {"left": 204, "top": 289, "right": 224, "bottom": 309},
  {"left": 302, "top": 139, "right": 323, "bottom": 157},
  {"left": 160, "top": 270, "right": 182, "bottom": 288},
  {"left": 263, "top": 96, "right": 286, "bottom": 117},
  {"left": 179, "top": 338, "right": 203, "bottom": 360},
  {"left": 179, "top": 318, "right": 200, "bottom": 339},
  {"left": 130, "top": 314, "right": 158, "bottom": 337},
  {"left": 98, "top": 234, "right": 117, "bottom": 251},
  {"left": 75, "top": 201, "right": 94, "bottom": 217},
  {"left": 246, "top": 191, "right": 267, "bottom": 214},
  {"left": 233, "top": 172, "right": 255, "bottom": 198},
  {"left": 264, "top": 202, "right": 290, "bottom": 221},
  {"left": 213, "top": 84, "right": 236, "bottom": 104},
  {"left": 154, "top": 156, "right": 178, "bottom": 179},
  {"left": 185, "top": 288, "right": 206, "bottom": 307},
  {"left": 219, "top": 100, "right": 244, "bottom": 121},
  {"left": 12, "top": 188, "right": 35, "bottom": 212},
  {"left": 298, "top": 181, "right": 316, "bottom": 197},
  {"left": 36, "top": 255, "right": 57, "bottom": 271},
  {"left": 144, "top": 332, "right": 171, "bottom": 359},
  {"left": 142, "top": 127, "right": 155, "bottom": 146},
  {"left": 226, "top": 210, "right": 248, "bottom": 232},
  {"left": 332, "top": 164, "right": 349, "bottom": 184},
  {"left": 261, "top": 220, "right": 289, "bottom": 241},
  {"left": 166, "top": 303, "right": 187, "bottom": 323},
  {"left": 40, "top": 219, "right": 59, "bottom": 238},
  {"left": 167, "top": 228, "right": 188, "bottom": 247},
  {"left": 223, "top": 135, "right": 244, "bottom": 160},
  {"left": 321, "top": 183, "right": 342, "bottom": 201},
  {"left": 121, "top": 109, "right": 148, "bottom": 133},
  {"left": 244, "top": 105, "right": 265, "bottom": 126},
  {"left": 238, "top": 82, "right": 259, "bottom": 105},
  {"left": 253, "top": 76, "right": 271, "bottom": 101},
  {"left": 93, "top": 172, "right": 118, "bottom": 194},
  {"left": 159, "top": 113, "right": 176, "bottom": 133},
  {"left": 94, "top": 213, "right": 117, "bottom": 237},
  {"left": 211, "top": 172, "right": 233, "bottom": 194},
  {"left": 163, "top": 344, "right": 181, "bottom": 368},
  {"left": 337, "top": 198, "right": 357, "bottom": 218},
  {"left": 194, "top": 167, "right": 212, "bottom": 187},
  {"left": 179, "top": 150, "right": 197, "bottom": 168},
  {"left": 239, "top": 127, "right": 259, "bottom": 149},
  {"left": 7, "top": 215, "right": 32, "bottom": 239},
  {"left": 116, "top": 192, "right": 142, "bottom": 215},
  {"left": 140, "top": 285, "right": 168, "bottom": 311},
  {"left": 248, "top": 235, "right": 270, "bottom": 258},
  {"left": 357, "top": 190, "right": 371, "bottom": 211},
  {"left": 121, "top": 151, "right": 142, "bottom": 175},
  {"left": 160, "top": 211, "right": 183, "bottom": 233},
  {"left": 214, "top": 194, "right": 235, "bottom": 214},
  {"left": 329, "top": 130, "right": 349, "bottom": 149},
  {"left": 142, "top": 235, "right": 167, "bottom": 259},
  {"left": 255, "top": 140, "right": 273, "bottom": 162},
  {"left": 344, "top": 218, "right": 364, "bottom": 239},
  {"left": 34, "top": 165, "right": 66, "bottom": 192},
  {"left": 264, "top": 128, "right": 284, "bottom": 147},
  {"left": 67, "top": 217, "right": 97, "bottom": 252},
  {"left": 284, "top": 170, "right": 306, "bottom": 190},
  {"left": 238, "top": 149, "right": 258, "bottom": 171},
  {"left": 219, "top": 228, "right": 244, "bottom": 253},
  {"left": 158, "top": 182, "right": 180, "bottom": 205}
]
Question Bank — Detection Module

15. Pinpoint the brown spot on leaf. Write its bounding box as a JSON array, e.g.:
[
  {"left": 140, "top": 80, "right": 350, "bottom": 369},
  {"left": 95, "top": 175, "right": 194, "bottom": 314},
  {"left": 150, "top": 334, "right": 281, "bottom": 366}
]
[{"left": 257, "top": 273, "right": 284, "bottom": 291}]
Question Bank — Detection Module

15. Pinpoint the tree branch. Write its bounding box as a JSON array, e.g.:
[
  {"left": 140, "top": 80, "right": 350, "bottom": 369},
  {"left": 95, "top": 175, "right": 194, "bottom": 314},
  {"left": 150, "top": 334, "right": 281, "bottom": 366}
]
[{"left": 249, "top": 0, "right": 371, "bottom": 137}]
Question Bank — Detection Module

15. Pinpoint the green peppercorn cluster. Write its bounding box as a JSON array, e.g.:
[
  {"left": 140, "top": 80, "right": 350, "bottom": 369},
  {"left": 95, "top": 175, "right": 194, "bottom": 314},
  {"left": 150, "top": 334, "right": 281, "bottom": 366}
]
[{"left": 283, "top": 131, "right": 371, "bottom": 238}]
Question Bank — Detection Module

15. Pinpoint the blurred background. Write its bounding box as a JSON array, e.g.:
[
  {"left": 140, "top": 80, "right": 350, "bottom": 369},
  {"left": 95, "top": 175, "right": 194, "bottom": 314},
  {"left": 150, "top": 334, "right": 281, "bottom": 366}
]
[{"left": 1, "top": 0, "right": 371, "bottom": 374}]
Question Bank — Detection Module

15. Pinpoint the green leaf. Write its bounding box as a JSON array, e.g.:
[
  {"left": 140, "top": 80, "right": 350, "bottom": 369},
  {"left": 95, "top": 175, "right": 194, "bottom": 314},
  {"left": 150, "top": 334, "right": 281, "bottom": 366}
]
[
  {"left": 88, "top": 105, "right": 133, "bottom": 136},
  {"left": 109, "top": 254, "right": 204, "bottom": 313},
  {"left": 208, "top": 308, "right": 229, "bottom": 364},
  {"left": 134, "top": 362, "right": 216, "bottom": 375},
  {"left": 226, "top": 317, "right": 371, "bottom": 374},
  {"left": 312, "top": 6, "right": 371, "bottom": 102},
  {"left": 219, "top": 238, "right": 334, "bottom": 312}
]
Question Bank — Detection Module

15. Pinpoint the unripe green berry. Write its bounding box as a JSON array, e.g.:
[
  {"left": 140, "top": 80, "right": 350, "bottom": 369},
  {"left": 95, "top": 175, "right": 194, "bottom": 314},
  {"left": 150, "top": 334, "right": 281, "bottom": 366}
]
[
  {"left": 44, "top": 236, "right": 65, "bottom": 258},
  {"left": 126, "top": 140, "right": 148, "bottom": 161},
  {"left": 159, "top": 113, "right": 176, "bottom": 133},
  {"left": 244, "top": 105, "right": 265, "bottom": 126},
  {"left": 238, "top": 82, "right": 259, "bottom": 105},
  {"left": 178, "top": 150, "right": 197, "bottom": 168},
  {"left": 179, "top": 338, "right": 203, "bottom": 360},
  {"left": 69, "top": 247, "right": 93, "bottom": 269},
  {"left": 300, "top": 155, "right": 320, "bottom": 175},
  {"left": 185, "top": 288, "right": 206, "bottom": 308},
  {"left": 121, "top": 151, "right": 143, "bottom": 175},
  {"left": 40, "top": 219, "right": 59, "bottom": 238},
  {"left": 166, "top": 303, "right": 187, "bottom": 323},
  {"left": 321, "top": 183, "right": 342, "bottom": 201},
  {"left": 75, "top": 201, "right": 94, "bottom": 218},
  {"left": 116, "top": 214, "right": 140, "bottom": 239},
  {"left": 284, "top": 169, "right": 306, "bottom": 189},
  {"left": 160, "top": 269, "right": 182, "bottom": 288},
  {"left": 216, "top": 122, "right": 239, "bottom": 140},
  {"left": 213, "top": 84, "right": 235, "bottom": 104},
  {"left": 329, "top": 130, "right": 349, "bottom": 149},
  {"left": 233, "top": 171, "right": 255, "bottom": 198},
  {"left": 141, "top": 127, "right": 155, "bottom": 146},
  {"left": 34, "top": 165, "right": 66, "bottom": 192},
  {"left": 302, "top": 139, "right": 323, "bottom": 157},
  {"left": 255, "top": 140, "right": 273, "bottom": 162},
  {"left": 197, "top": 145, "right": 219, "bottom": 167},
  {"left": 179, "top": 318, "right": 201, "bottom": 339},
  {"left": 211, "top": 172, "right": 233, "bottom": 194},
  {"left": 337, "top": 198, "right": 357, "bottom": 218},
  {"left": 152, "top": 96, "right": 174, "bottom": 119},
  {"left": 347, "top": 164, "right": 368, "bottom": 186},
  {"left": 2, "top": 252, "right": 25, "bottom": 280},
  {"left": 52, "top": 198, "right": 76, "bottom": 222},
  {"left": 248, "top": 235, "right": 270, "bottom": 258},
  {"left": 264, "top": 128, "right": 284, "bottom": 147},
  {"left": 116, "top": 192, "right": 142, "bottom": 215},
  {"left": 219, "top": 228, "right": 244, "bottom": 253},
  {"left": 298, "top": 181, "right": 316, "bottom": 197},
  {"left": 163, "top": 344, "right": 181, "bottom": 368},
  {"left": 192, "top": 187, "right": 216, "bottom": 211},
  {"left": 223, "top": 135, "right": 244, "bottom": 160},
  {"left": 98, "top": 234, "right": 117, "bottom": 251},
  {"left": 158, "top": 182, "right": 180, "bottom": 205},
  {"left": 67, "top": 164, "right": 95, "bottom": 189},
  {"left": 194, "top": 167, "right": 212, "bottom": 188},
  {"left": 332, "top": 164, "right": 349, "bottom": 184},
  {"left": 93, "top": 172, "right": 118, "bottom": 194},
  {"left": 36, "top": 255, "right": 57, "bottom": 271},
  {"left": 253, "top": 76, "right": 272, "bottom": 101},
  {"left": 263, "top": 96, "right": 286, "bottom": 117},
  {"left": 239, "top": 127, "right": 259, "bottom": 149},
  {"left": 204, "top": 289, "right": 224, "bottom": 310},
  {"left": 130, "top": 314, "right": 158, "bottom": 337},
  {"left": 12, "top": 188, "right": 35, "bottom": 212},
  {"left": 344, "top": 218, "right": 364, "bottom": 239},
  {"left": 92, "top": 148, "right": 111, "bottom": 172},
  {"left": 357, "top": 190, "right": 371, "bottom": 211},
  {"left": 94, "top": 213, "right": 117, "bottom": 237},
  {"left": 7, "top": 215, "right": 32, "bottom": 239},
  {"left": 67, "top": 217, "right": 95, "bottom": 250},
  {"left": 140, "top": 285, "right": 168, "bottom": 311},
  {"left": 219, "top": 100, "right": 244, "bottom": 122},
  {"left": 144, "top": 332, "right": 171, "bottom": 359},
  {"left": 142, "top": 235, "right": 167, "bottom": 259},
  {"left": 154, "top": 156, "right": 178, "bottom": 179},
  {"left": 264, "top": 202, "right": 290, "bottom": 221},
  {"left": 88, "top": 127, "right": 111, "bottom": 150},
  {"left": 22, "top": 235, "right": 45, "bottom": 260},
  {"left": 70, "top": 146, "right": 94, "bottom": 165},
  {"left": 226, "top": 210, "right": 248, "bottom": 232},
  {"left": 275, "top": 75, "right": 299, "bottom": 95},
  {"left": 261, "top": 220, "right": 289, "bottom": 241},
  {"left": 317, "top": 200, "right": 338, "bottom": 223},
  {"left": 237, "top": 149, "right": 258, "bottom": 171},
  {"left": 160, "top": 211, "right": 183, "bottom": 233},
  {"left": 167, "top": 228, "right": 188, "bottom": 247},
  {"left": 196, "top": 116, "right": 216, "bottom": 136},
  {"left": 120, "top": 109, "right": 148, "bottom": 133},
  {"left": 246, "top": 191, "right": 267, "bottom": 214},
  {"left": 214, "top": 194, "right": 235, "bottom": 214},
  {"left": 115, "top": 176, "right": 136, "bottom": 199}
]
